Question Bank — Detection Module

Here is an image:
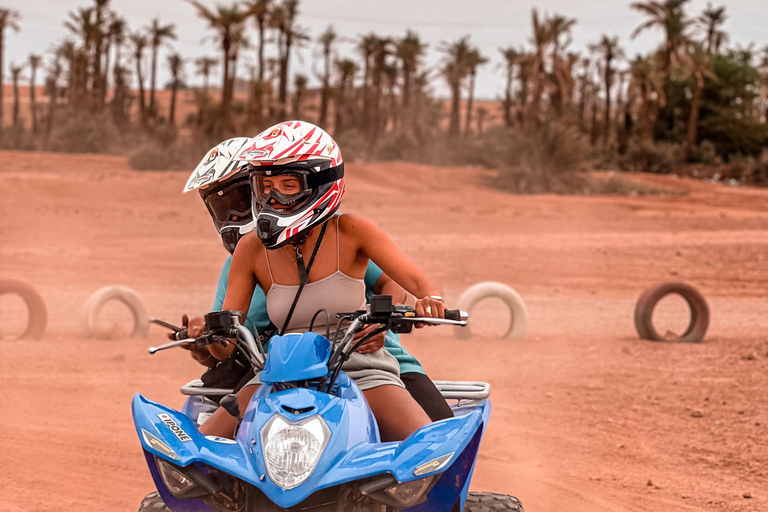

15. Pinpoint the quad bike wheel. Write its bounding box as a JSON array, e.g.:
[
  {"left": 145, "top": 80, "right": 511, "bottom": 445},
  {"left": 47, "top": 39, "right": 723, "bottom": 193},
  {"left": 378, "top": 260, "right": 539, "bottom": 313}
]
[
  {"left": 138, "top": 492, "right": 170, "bottom": 512},
  {"left": 634, "top": 282, "right": 709, "bottom": 343},
  {"left": 0, "top": 279, "right": 47, "bottom": 340},
  {"left": 464, "top": 492, "right": 525, "bottom": 512}
]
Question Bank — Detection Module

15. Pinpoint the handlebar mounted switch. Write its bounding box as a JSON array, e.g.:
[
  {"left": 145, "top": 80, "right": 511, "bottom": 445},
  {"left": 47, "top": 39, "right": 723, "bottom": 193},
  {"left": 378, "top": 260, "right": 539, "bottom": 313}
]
[{"left": 204, "top": 310, "right": 245, "bottom": 337}]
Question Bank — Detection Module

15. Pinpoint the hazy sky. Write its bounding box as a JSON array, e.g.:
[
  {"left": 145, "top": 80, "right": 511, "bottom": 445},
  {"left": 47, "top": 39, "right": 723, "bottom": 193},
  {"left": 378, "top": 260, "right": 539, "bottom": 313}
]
[{"left": 3, "top": 0, "right": 767, "bottom": 100}]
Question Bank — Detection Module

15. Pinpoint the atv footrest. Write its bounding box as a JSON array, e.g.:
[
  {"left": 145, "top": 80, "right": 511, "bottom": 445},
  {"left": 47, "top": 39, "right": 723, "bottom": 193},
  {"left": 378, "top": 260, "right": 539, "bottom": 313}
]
[
  {"left": 433, "top": 381, "right": 490, "bottom": 400},
  {"left": 180, "top": 379, "right": 234, "bottom": 396}
]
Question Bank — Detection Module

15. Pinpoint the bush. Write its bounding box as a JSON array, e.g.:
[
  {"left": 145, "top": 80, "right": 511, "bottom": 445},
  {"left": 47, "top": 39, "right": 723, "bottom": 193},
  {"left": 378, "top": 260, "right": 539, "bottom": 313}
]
[
  {"left": 128, "top": 137, "right": 203, "bottom": 171},
  {"left": 619, "top": 141, "right": 684, "bottom": 174},
  {"left": 45, "top": 109, "right": 126, "bottom": 154},
  {"left": 486, "top": 123, "right": 591, "bottom": 193}
]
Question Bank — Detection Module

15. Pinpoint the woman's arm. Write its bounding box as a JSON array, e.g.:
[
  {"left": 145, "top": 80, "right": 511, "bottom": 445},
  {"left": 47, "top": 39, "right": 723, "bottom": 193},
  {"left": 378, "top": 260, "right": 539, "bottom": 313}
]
[
  {"left": 341, "top": 214, "right": 445, "bottom": 319},
  {"left": 211, "top": 234, "right": 260, "bottom": 359}
]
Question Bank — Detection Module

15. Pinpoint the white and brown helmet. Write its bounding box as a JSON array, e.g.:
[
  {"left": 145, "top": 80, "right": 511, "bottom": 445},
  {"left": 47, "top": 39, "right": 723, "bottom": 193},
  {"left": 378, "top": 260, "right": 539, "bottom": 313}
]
[{"left": 185, "top": 137, "right": 254, "bottom": 254}]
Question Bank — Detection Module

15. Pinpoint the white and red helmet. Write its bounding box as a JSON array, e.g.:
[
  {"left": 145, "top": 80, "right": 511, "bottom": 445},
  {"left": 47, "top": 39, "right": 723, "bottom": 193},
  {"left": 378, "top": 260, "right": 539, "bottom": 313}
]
[
  {"left": 185, "top": 137, "right": 254, "bottom": 254},
  {"left": 234, "top": 121, "right": 344, "bottom": 249}
]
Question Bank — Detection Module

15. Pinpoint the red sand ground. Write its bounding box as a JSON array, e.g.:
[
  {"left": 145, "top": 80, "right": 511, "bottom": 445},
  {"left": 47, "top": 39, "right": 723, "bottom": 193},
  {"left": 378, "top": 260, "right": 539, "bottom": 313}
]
[{"left": 1, "top": 150, "right": 767, "bottom": 512}]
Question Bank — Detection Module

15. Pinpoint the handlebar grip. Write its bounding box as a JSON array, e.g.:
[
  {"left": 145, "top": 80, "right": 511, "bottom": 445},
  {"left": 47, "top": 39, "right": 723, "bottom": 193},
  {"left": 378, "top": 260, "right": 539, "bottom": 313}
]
[
  {"left": 174, "top": 328, "right": 189, "bottom": 341},
  {"left": 444, "top": 310, "right": 461, "bottom": 321}
]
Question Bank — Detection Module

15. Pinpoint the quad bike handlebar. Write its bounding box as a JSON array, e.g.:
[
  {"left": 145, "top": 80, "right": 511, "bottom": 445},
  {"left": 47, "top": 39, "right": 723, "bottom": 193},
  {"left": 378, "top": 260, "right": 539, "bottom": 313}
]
[{"left": 148, "top": 296, "right": 468, "bottom": 386}]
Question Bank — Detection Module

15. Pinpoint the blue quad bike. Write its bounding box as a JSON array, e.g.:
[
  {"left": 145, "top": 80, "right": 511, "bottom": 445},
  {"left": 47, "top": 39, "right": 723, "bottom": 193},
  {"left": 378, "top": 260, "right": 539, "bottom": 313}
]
[{"left": 134, "top": 296, "right": 524, "bottom": 512}]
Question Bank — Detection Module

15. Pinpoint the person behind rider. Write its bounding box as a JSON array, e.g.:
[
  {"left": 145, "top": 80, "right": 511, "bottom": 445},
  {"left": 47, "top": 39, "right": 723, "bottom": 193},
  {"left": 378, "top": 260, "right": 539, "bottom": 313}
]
[
  {"left": 183, "top": 136, "right": 453, "bottom": 421},
  {"left": 198, "top": 121, "right": 449, "bottom": 441}
]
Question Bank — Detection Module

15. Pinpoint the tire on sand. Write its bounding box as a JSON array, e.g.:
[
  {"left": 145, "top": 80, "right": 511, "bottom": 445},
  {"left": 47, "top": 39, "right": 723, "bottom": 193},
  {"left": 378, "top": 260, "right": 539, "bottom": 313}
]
[
  {"left": 464, "top": 492, "right": 525, "bottom": 512},
  {"left": 455, "top": 281, "right": 528, "bottom": 340},
  {"left": 0, "top": 279, "right": 47, "bottom": 340},
  {"left": 82, "top": 285, "right": 149, "bottom": 339},
  {"left": 634, "top": 282, "right": 709, "bottom": 343},
  {"left": 138, "top": 492, "right": 170, "bottom": 512}
]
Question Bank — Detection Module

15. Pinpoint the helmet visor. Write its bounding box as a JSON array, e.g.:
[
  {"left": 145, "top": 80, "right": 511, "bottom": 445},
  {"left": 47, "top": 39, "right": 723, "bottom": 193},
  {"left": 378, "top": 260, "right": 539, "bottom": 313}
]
[
  {"left": 201, "top": 180, "right": 253, "bottom": 229},
  {"left": 251, "top": 171, "right": 312, "bottom": 208}
]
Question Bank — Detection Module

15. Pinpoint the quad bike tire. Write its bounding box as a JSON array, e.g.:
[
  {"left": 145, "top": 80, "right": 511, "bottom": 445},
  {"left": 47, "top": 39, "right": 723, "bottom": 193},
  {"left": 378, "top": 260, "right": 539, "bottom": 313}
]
[
  {"left": 634, "top": 282, "right": 709, "bottom": 343},
  {"left": 135, "top": 490, "right": 524, "bottom": 512},
  {"left": 138, "top": 492, "right": 170, "bottom": 512},
  {"left": 0, "top": 279, "right": 47, "bottom": 340},
  {"left": 455, "top": 281, "right": 528, "bottom": 340},
  {"left": 82, "top": 285, "right": 149, "bottom": 339},
  {"left": 464, "top": 492, "right": 525, "bottom": 512}
]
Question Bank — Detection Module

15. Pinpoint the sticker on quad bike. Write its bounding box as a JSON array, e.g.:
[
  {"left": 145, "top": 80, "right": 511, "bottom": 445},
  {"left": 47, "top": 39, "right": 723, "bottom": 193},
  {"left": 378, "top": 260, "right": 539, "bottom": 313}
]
[
  {"left": 157, "top": 413, "right": 192, "bottom": 442},
  {"left": 205, "top": 436, "right": 237, "bottom": 444}
]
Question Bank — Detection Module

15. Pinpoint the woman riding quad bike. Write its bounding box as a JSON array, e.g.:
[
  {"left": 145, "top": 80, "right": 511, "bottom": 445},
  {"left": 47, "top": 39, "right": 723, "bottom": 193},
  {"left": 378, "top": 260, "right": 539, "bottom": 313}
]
[{"left": 181, "top": 134, "right": 453, "bottom": 422}]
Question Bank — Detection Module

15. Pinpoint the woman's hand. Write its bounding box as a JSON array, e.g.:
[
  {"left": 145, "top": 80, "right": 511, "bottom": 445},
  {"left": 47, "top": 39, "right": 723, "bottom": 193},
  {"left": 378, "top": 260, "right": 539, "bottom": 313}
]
[
  {"left": 354, "top": 324, "right": 386, "bottom": 354},
  {"left": 415, "top": 297, "right": 445, "bottom": 328}
]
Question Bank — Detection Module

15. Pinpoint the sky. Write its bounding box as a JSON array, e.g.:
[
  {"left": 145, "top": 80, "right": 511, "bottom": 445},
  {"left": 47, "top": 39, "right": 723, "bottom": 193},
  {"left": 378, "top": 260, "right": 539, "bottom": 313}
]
[{"left": 2, "top": 0, "right": 767, "bottom": 100}]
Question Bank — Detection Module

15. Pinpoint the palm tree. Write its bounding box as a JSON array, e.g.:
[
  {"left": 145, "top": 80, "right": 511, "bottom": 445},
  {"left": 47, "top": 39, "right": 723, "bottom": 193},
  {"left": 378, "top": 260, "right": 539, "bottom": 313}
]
[
  {"left": 317, "top": 25, "right": 336, "bottom": 128},
  {"left": 292, "top": 73, "right": 307, "bottom": 118},
  {"left": 269, "top": 0, "right": 307, "bottom": 119},
  {"left": 499, "top": 47, "right": 520, "bottom": 127},
  {"left": 45, "top": 51, "right": 63, "bottom": 137},
  {"left": 590, "top": 35, "right": 625, "bottom": 144},
  {"left": 105, "top": 15, "right": 127, "bottom": 102},
  {"left": 464, "top": 47, "right": 488, "bottom": 135},
  {"left": 28, "top": 54, "right": 41, "bottom": 133},
  {"left": 10, "top": 64, "right": 23, "bottom": 128},
  {"left": 696, "top": 3, "right": 728, "bottom": 54},
  {"left": 684, "top": 43, "right": 716, "bottom": 159},
  {"left": 129, "top": 31, "right": 149, "bottom": 122},
  {"left": 246, "top": 0, "right": 270, "bottom": 81},
  {"left": 629, "top": 55, "right": 666, "bottom": 150},
  {"left": 396, "top": 30, "right": 427, "bottom": 130},
  {"left": 91, "top": 0, "right": 111, "bottom": 107},
  {"left": 547, "top": 13, "right": 576, "bottom": 115},
  {"left": 576, "top": 57, "right": 592, "bottom": 133},
  {"left": 0, "top": 8, "right": 21, "bottom": 130},
  {"left": 334, "top": 58, "right": 356, "bottom": 133},
  {"left": 440, "top": 35, "right": 471, "bottom": 138},
  {"left": 527, "top": 9, "right": 553, "bottom": 122},
  {"left": 477, "top": 107, "right": 489, "bottom": 135},
  {"left": 631, "top": 0, "right": 692, "bottom": 72},
  {"left": 188, "top": 1, "right": 249, "bottom": 130},
  {"left": 167, "top": 53, "right": 185, "bottom": 124},
  {"left": 195, "top": 56, "right": 218, "bottom": 97},
  {"left": 356, "top": 32, "right": 378, "bottom": 128},
  {"left": 64, "top": 7, "right": 98, "bottom": 101},
  {"left": 147, "top": 18, "right": 176, "bottom": 118}
]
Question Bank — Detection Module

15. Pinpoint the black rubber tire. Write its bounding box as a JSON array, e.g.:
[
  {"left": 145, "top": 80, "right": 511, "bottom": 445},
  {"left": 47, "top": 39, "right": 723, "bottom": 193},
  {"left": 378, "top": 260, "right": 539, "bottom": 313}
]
[
  {"left": 464, "top": 492, "right": 525, "bottom": 512},
  {"left": 634, "top": 282, "right": 709, "bottom": 343},
  {"left": 0, "top": 279, "right": 47, "bottom": 340},
  {"left": 138, "top": 492, "right": 171, "bottom": 512}
]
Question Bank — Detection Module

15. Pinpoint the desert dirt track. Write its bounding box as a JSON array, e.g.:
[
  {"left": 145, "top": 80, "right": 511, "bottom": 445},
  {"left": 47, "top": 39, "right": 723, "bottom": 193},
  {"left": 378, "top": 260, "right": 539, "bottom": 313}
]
[{"left": 1, "top": 150, "right": 767, "bottom": 512}]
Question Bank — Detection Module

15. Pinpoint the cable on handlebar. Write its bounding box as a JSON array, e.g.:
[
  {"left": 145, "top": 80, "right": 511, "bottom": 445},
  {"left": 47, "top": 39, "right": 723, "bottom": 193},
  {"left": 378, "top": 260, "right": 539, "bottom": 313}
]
[
  {"left": 308, "top": 308, "right": 331, "bottom": 340},
  {"left": 325, "top": 323, "right": 388, "bottom": 394}
]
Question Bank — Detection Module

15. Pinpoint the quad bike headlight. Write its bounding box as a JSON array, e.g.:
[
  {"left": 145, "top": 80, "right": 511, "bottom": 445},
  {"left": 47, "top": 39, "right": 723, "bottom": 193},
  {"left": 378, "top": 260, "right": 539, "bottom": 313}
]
[
  {"left": 384, "top": 475, "right": 437, "bottom": 508},
  {"left": 157, "top": 459, "right": 198, "bottom": 496},
  {"left": 260, "top": 414, "right": 331, "bottom": 489}
]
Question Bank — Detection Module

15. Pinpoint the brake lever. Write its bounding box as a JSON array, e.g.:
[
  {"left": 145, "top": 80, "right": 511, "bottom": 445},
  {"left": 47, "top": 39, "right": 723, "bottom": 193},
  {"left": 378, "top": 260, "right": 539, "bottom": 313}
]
[{"left": 148, "top": 339, "right": 195, "bottom": 354}]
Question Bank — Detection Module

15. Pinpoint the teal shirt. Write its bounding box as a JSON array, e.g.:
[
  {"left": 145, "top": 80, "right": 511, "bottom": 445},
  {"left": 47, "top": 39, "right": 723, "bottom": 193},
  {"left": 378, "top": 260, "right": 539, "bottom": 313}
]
[
  {"left": 363, "top": 263, "right": 425, "bottom": 376},
  {"left": 213, "top": 257, "right": 425, "bottom": 375}
]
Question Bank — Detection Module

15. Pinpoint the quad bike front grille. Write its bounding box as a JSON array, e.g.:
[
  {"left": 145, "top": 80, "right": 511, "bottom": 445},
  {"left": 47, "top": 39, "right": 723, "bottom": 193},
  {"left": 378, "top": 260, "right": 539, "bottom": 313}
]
[{"left": 242, "top": 480, "right": 389, "bottom": 512}]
